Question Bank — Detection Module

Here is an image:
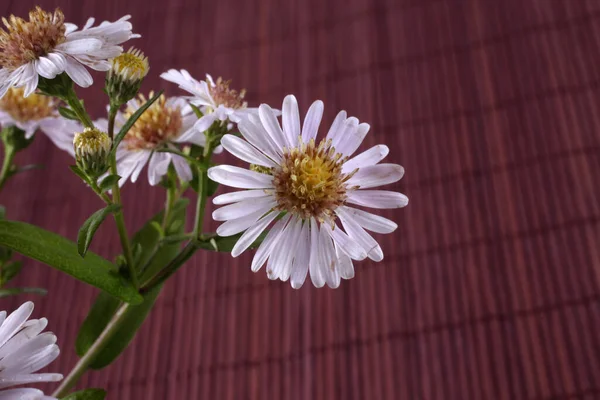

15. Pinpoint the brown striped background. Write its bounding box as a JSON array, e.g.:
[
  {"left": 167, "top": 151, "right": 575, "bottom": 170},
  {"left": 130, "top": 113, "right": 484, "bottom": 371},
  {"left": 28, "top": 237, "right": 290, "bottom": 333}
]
[{"left": 1, "top": 0, "right": 600, "bottom": 399}]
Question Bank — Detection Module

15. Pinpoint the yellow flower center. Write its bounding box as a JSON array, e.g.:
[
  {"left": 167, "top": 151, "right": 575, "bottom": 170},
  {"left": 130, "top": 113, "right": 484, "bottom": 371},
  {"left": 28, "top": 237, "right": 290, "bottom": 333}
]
[
  {"left": 209, "top": 77, "right": 247, "bottom": 109},
  {"left": 272, "top": 139, "right": 356, "bottom": 221},
  {"left": 123, "top": 93, "right": 183, "bottom": 150},
  {"left": 0, "top": 7, "right": 66, "bottom": 71},
  {"left": 110, "top": 48, "right": 149, "bottom": 82},
  {"left": 0, "top": 87, "right": 56, "bottom": 122},
  {"left": 73, "top": 127, "right": 111, "bottom": 157}
]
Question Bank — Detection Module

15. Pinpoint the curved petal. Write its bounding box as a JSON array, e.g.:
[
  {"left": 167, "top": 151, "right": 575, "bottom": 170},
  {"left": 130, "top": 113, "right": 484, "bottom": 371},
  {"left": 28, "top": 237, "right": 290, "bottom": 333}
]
[
  {"left": 208, "top": 165, "right": 273, "bottom": 189},
  {"left": 346, "top": 190, "right": 409, "bottom": 209},
  {"left": 231, "top": 211, "right": 279, "bottom": 257},
  {"left": 221, "top": 134, "right": 276, "bottom": 168},
  {"left": 342, "top": 144, "right": 389, "bottom": 173},
  {"left": 301, "top": 100, "right": 324, "bottom": 143},
  {"left": 282, "top": 94, "right": 301, "bottom": 147},
  {"left": 346, "top": 163, "right": 404, "bottom": 189}
]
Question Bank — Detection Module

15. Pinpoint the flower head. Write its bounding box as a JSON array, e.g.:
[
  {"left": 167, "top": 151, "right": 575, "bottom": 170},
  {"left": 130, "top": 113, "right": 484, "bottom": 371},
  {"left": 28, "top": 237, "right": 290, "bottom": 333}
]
[
  {"left": 0, "top": 301, "right": 62, "bottom": 399},
  {"left": 0, "top": 7, "right": 139, "bottom": 98},
  {"left": 208, "top": 95, "right": 408, "bottom": 288},
  {"left": 160, "top": 69, "right": 259, "bottom": 132},
  {"left": 96, "top": 93, "right": 204, "bottom": 186},
  {"left": 106, "top": 47, "right": 149, "bottom": 104},
  {"left": 74, "top": 127, "right": 111, "bottom": 176}
]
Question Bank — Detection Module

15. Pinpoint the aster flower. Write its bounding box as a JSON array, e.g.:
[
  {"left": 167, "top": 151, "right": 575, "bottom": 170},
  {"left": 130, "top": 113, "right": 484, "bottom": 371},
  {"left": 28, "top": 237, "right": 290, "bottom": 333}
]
[
  {"left": 208, "top": 95, "right": 408, "bottom": 288},
  {"left": 160, "top": 69, "right": 258, "bottom": 132},
  {"left": 96, "top": 93, "right": 203, "bottom": 186},
  {"left": 0, "top": 301, "right": 62, "bottom": 399},
  {"left": 0, "top": 86, "right": 78, "bottom": 155},
  {"left": 0, "top": 7, "right": 139, "bottom": 98}
]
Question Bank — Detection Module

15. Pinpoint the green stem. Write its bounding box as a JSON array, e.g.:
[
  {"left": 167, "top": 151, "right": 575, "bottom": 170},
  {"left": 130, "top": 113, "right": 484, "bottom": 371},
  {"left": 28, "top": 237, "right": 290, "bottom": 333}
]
[
  {"left": 65, "top": 88, "right": 94, "bottom": 129},
  {"left": 193, "top": 144, "right": 212, "bottom": 240},
  {"left": 108, "top": 104, "right": 119, "bottom": 140},
  {"left": 0, "top": 144, "right": 15, "bottom": 192},
  {"left": 107, "top": 110, "right": 138, "bottom": 288},
  {"left": 51, "top": 303, "right": 130, "bottom": 398}
]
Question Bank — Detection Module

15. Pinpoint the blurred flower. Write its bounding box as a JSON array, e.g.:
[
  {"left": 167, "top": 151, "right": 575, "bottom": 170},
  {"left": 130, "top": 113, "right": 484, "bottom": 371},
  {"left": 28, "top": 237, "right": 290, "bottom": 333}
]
[
  {"left": 73, "top": 127, "right": 111, "bottom": 177},
  {"left": 208, "top": 95, "right": 408, "bottom": 288},
  {"left": 0, "top": 86, "right": 78, "bottom": 155},
  {"left": 0, "top": 7, "right": 139, "bottom": 97},
  {"left": 96, "top": 93, "right": 203, "bottom": 186},
  {"left": 106, "top": 47, "right": 149, "bottom": 105},
  {"left": 0, "top": 301, "right": 62, "bottom": 399},
  {"left": 160, "top": 69, "right": 259, "bottom": 132}
]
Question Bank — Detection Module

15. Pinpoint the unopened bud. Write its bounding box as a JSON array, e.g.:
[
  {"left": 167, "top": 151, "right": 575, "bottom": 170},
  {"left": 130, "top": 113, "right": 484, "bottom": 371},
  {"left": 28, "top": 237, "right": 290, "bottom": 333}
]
[
  {"left": 106, "top": 48, "right": 149, "bottom": 105},
  {"left": 73, "top": 128, "right": 111, "bottom": 177}
]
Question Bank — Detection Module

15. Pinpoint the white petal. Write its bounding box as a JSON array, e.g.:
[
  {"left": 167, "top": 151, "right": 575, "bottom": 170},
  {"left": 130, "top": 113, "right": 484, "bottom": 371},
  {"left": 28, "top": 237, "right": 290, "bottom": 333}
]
[
  {"left": 340, "top": 206, "right": 397, "bottom": 233},
  {"left": 212, "top": 197, "right": 275, "bottom": 221},
  {"left": 319, "top": 224, "right": 340, "bottom": 288},
  {"left": 21, "top": 65, "right": 38, "bottom": 97},
  {"left": 216, "top": 208, "right": 270, "bottom": 237},
  {"left": 325, "top": 110, "right": 347, "bottom": 141},
  {"left": 290, "top": 221, "right": 310, "bottom": 289},
  {"left": 336, "top": 122, "right": 370, "bottom": 157},
  {"left": 64, "top": 57, "right": 93, "bottom": 87},
  {"left": 193, "top": 113, "right": 218, "bottom": 132},
  {"left": 347, "top": 163, "right": 404, "bottom": 189},
  {"left": 0, "top": 388, "right": 48, "bottom": 400},
  {"left": 323, "top": 224, "right": 367, "bottom": 261},
  {"left": 213, "top": 189, "right": 270, "bottom": 205},
  {"left": 56, "top": 38, "right": 103, "bottom": 54},
  {"left": 147, "top": 152, "right": 170, "bottom": 186},
  {"left": 221, "top": 134, "right": 276, "bottom": 168},
  {"left": 337, "top": 208, "right": 383, "bottom": 261},
  {"left": 34, "top": 57, "right": 60, "bottom": 79},
  {"left": 0, "top": 373, "right": 62, "bottom": 389},
  {"left": 342, "top": 144, "right": 389, "bottom": 173},
  {"left": 0, "top": 302, "right": 33, "bottom": 349},
  {"left": 231, "top": 211, "right": 278, "bottom": 257},
  {"left": 330, "top": 117, "right": 359, "bottom": 153},
  {"left": 46, "top": 53, "right": 67, "bottom": 72},
  {"left": 266, "top": 217, "right": 300, "bottom": 280},
  {"left": 258, "top": 104, "right": 287, "bottom": 151},
  {"left": 308, "top": 220, "right": 325, "bottom": 288},
  {"left": 208, "top": 165, "right": 273, "bottom": 189},
  {"left": 251, "top": 215, "right": 291, "bottom": 272},
  {"left": 301, "top": 100, "right": 324, "bottom": 143},
  {"left": 238, "top": 119, "right": 282, "bottom": 163},
  {"left": 282, "top": 95, "right": 300, "bottom": 147},
  {"left": 171, "top": 155, "right": 192, "bottom": 182},
  {"left": 335, "top": 244, "right": 355, "bottom": 279},
  {"left": 346, "top": 190, "right": 409, "bottom": 209}
]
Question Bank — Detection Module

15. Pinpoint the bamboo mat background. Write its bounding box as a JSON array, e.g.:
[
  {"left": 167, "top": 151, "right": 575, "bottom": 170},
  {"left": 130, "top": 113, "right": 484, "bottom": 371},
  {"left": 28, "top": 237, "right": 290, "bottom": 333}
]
[{"left": 1, "top": 0, "right": 600, "bottom": 399}]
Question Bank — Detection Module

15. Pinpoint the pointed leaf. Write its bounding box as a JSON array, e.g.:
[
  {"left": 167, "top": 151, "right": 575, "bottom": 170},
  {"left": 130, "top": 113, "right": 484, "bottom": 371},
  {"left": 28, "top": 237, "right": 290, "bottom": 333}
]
[
  {"left": 58, "top": 106, "right": 80, "bottom": 121},
  {"left": 78, "top": 205, "right": 121, "bottom": 257},
  {"left": 0, "top": 221, "right": 142, "bottom": 304},
  {"left": 99, "top": 175, "right": 120, "bottom": 192},
  {"left": 70, "top": 165, "right": 90, "bottom": 184},
  {"left": 1, "top": 260, "right": 22, "bottom": 284}
]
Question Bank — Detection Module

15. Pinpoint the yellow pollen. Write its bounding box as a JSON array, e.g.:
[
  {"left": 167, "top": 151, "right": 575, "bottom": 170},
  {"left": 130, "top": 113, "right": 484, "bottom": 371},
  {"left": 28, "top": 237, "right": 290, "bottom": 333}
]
[
  {"left": 110, "top": 48, "right": 149, "bottom": 81},
  {"left": 0, "top": 7, "right": 66, "bottom": 71},
  {"left": 272, "top": 138, "right": 355, "bottom": 221},
  {"left": 122, "top": 92, "right": 183, "bottom": 150},
  {"left": 209, "top": 76, "right": 247, "bottom": 109},
  {"left": 0, "top": 87, "right": 56, "bottom": 122},
  {"left": 74, "top": 128, "right": 111, "bottom": 156}
]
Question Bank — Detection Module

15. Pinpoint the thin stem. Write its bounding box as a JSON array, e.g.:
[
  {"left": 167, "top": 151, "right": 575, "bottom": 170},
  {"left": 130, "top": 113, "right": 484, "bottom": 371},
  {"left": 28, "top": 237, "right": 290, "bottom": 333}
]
[
  {"left": 51, "top": 303, "right": 131, "bottom": 398},
  {"left": 141, "top": 242, "right": 197, "bottom": 292},
  {"left": 108, "top": 104, "right": 119, "bottom": 140},
  {"left": 193, "top": 144, "right": 212, "bottom": 239},
  {"left": 107, "top": 110, "right": 138, "bottom": 288},
  {"left": 65, "top": 89, "right": 94, "bottom": 129},
  {"left": 0, "top": 144, "right": 15, "bottom": 192}
]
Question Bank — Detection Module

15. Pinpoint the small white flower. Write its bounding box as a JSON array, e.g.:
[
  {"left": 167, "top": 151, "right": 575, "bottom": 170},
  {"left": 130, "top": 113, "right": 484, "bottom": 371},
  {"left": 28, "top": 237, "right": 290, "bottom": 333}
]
[
  {"left": 0, "top": 86, "right": 78, "bottom": 155},
  {"left": 208, "top": 95, "right": 408, "bottom": 288},
  {"left": 0, "top": 301, "right": 62, "bottom": 399},
  {"left": 0, "top": 7, "right": 139, "bottom": 98},
  {"left": 160, "top": 69, "right": 259, "bottom": 132},
  {"left": 96, "top": 93, "right": 204, "bottom": 186}
]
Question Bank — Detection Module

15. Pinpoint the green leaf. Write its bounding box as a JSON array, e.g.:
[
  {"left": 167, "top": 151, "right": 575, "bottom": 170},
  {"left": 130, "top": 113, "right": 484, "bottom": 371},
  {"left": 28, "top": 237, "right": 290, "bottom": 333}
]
[
  {"left": 138, "top": 198, "right": 188, "bottom": 284},
  {"left": 58, "top": 106, "right": 79, "bottom": 121},
  {"left": 98, "top": 175, "right": 120, "bottom": 192},
  {"left": 0, "top": 206, "right": 5, "bottom": 220},
  {"left": 69, "top": 165, "right": 90, "bottom": 185},
  {"left": 77, "top": 205, "right": 121, "bottom": 257},
  {"left": 0, "top": 221, "right": 142, "bottom": 304},
  {"left": 61, "top": 388, "right": 106, "bottom": 400},
  {"left": 0, "top": 287, "right": 47, "bottom": 298},
  {"left": 189, "top": 103, "right": 203, "bottom": 118},
  {"left": 111, "top": 91, "right": 163, "bottom": 155},
  {"left": 1, "top": 260, "right": 22, "bottom": 284},
  {"left": 76, "top": 284, "right": 162, "bottom": 369}
]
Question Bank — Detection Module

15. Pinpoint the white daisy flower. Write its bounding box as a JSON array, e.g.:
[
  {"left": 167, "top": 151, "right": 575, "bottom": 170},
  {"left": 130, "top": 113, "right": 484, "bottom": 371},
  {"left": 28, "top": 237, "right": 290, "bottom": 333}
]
[
  {"left": 0, "top": 301, "right": 62, "bottom": 399},
  {"left": 0, "top": 7, "right": 139, "bottom": 98},
  {"left": 96, "top": 93, "right": 203, "bottom": 186},
  {"left": 0, "top": 86, "right": 78, "bottom": 155},
  {"left": 208, "top": 95, "right": 408, "bottom": 289},
  {"left": 160, "top": 69, "right": 259, "bottom": 132}
]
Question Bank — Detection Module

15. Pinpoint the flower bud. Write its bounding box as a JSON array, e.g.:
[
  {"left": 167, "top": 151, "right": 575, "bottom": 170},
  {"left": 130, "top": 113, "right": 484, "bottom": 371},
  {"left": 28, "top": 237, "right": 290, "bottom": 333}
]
[
  {"left": 73, "top": 128, "right": 111, "bottom": 177},
  {"left": 106, "top": 48, "right": 149, "bottom": 105}
]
